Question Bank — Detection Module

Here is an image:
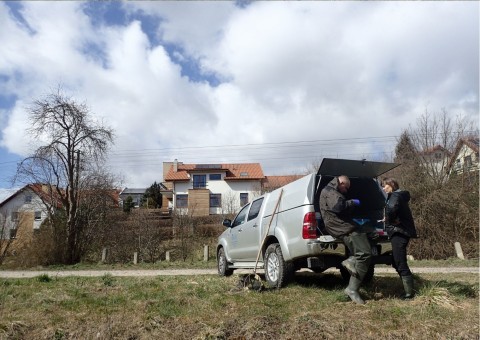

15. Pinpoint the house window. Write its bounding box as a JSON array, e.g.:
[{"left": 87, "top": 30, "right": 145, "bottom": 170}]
[
  {"left": 25, "top": 195, "right": 32, "bottom": 203},
  {"left": 240, "top": 193, "right": 249, "bottom": 206},
  {"left": 209, "top": 174, "right": 221, "bottom": 181},
  {"left": 210, "top": 194, "right": 221, "bottom": 208},
  {"left": 11, "top": 212, "right": 18, "bottom": 222},
  {"left": 9, "top": 228, "right": 17, "bottom": 239},
  {"left": 193, "top": 175, "right": 207, "bottom": 189},
  {"left": 455, "top": 159, "right": 461, "bottom": 169},
  {"left": 240, "top": 172, "right": 248, "bottom": 177},
  {"left": 464, "top": 155, "right": 472, "bottom": 168},
  {"left": 176, "top": 194, "right": 188, "bottom": 208},
  {"left": 34, "top": 211, "right": 42, "bottom": 221}
]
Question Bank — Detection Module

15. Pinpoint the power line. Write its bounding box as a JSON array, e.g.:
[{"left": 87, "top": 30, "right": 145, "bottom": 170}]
[{"left": 110, "top": 135, "right": 399, "bottom": 156}]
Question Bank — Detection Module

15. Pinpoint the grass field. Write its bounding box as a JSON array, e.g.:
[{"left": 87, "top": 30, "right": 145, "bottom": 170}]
[{"left": 0, "top": 268, "right": 478, "bottom": 339}]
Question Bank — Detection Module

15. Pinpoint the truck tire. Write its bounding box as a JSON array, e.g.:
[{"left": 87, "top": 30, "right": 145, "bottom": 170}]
[
  {"left": 264, "top": 243, "right": 294, "bottom": 288},
  {"left": 217, "top": 247, "right": 234, "bottom": 277},
  {"left": 340, "top": 264, "right": 375, "bottom": 283}
]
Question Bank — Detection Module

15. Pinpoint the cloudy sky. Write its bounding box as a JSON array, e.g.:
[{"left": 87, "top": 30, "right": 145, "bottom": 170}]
[{"left": 0, "top": 1, "right": 478, "bottom": 189}]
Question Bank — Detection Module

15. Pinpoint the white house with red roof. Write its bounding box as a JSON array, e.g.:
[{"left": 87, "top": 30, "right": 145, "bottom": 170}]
[
  {"left": 0, "top": 184, "right": 60, "bottom": 240},
  {"left": 163, "top": 160, "right": 267, "bottom": 216}
]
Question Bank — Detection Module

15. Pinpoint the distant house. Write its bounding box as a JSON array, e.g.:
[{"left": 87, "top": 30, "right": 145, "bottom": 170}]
[
  {"left": 418, "top": 144, "right": 451, "bottom": 179},
  {"left": 119, "top": 184, "right": 171, "bottom": 211},
  {"left": 119, "top": 188, "right": 147, "bottom": 208},
  {"left": 162, "top": 160, "right": 304, "bottom": 216},
  {"left": 447, "top": 137, "right": 480, "bottom": 175},
  {"left": 0, "top": 184, "right": 60, "bottom": 243},
  {"left": 163, "top": 160, "right": 266, "bottom": 216}
]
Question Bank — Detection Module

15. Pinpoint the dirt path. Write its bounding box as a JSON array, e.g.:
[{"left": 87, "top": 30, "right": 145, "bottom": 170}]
[{"left": 0, "top": 267, "right": 477, "bottom": 278}]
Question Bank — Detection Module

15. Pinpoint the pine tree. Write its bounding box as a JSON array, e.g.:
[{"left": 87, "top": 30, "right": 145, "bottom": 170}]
[
  {"left": 394, "top": 131, "right": 418, "bottom": 164},
  {"left": 390, "top": 130, "right": 425, "bottom": 191},
  {"left": 143, "top": 182, "right": 163, "bottom": 209}
]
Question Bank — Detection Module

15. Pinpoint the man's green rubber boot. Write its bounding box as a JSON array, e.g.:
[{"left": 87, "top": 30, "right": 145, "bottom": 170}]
[
  {"left": 344, "top": 276, "right": 365, "bottom": 305},
  {"left": 341, "top": 256, "right": 358, "bottom": 278}
]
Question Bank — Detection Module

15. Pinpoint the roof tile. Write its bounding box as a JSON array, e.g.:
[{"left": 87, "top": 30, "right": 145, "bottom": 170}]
[{"left": 164, "top": 162, "right": 264, "bottom": 181}]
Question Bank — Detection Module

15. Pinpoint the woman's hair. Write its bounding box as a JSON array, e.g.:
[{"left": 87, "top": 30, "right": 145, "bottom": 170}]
[{"left": 382, "top": 177, "right": 399, "bottom": 191}]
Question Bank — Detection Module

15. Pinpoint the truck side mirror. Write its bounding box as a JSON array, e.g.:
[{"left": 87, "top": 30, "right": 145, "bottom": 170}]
[{"left": 222, "top": 219, "right": 232, "bottom": 228}]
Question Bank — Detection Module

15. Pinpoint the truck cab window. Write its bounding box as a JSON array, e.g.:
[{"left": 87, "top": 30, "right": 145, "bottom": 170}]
[
  {"left": 247, "top": 197, "right": 264, "bottom": 221},
  {"left": 232, "top": 203, "right": 250, "bottom": 227}
]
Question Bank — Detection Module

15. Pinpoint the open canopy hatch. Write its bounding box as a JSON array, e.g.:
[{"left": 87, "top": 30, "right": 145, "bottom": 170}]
[{"left": 317, "top": 158, "right": 400, "bottom": 178}]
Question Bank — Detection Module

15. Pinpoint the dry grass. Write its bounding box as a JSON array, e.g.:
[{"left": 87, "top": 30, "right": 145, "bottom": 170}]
[{"left": 0, "top": 272, "right": 477, "bottom": 339}]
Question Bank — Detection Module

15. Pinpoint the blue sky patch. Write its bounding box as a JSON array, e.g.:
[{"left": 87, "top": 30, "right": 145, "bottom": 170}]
[
  {"left": 5, "top": 2, "right": 36, "bottom": 35},
  {"left": 81, "top": 41, "right": 109, "bottom": 69},
  {"left": 82, "top": 1, "right": 128, "bottom": 27},
  {"left": 163, "top": 43, "right": 221, "bottom": 87}
]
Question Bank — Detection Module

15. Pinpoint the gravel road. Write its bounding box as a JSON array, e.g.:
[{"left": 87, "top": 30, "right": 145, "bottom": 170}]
[{"left": 0, "top": 267, "right": 477, "bottom": 278}]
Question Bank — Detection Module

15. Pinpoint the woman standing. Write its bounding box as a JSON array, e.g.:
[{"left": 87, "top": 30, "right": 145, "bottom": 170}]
[{"left": 382, "top": 177, "right": 418, "bottom": 299}]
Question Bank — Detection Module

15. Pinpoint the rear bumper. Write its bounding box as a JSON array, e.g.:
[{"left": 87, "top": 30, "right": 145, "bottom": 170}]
[{"left": 303, "top": 241, "right": 393, "bottom": 270}]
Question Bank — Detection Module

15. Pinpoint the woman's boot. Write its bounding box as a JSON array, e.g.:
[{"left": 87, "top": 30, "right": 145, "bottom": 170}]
[{"left": 401, "top": 275, "right": 414, "bottom": 299}]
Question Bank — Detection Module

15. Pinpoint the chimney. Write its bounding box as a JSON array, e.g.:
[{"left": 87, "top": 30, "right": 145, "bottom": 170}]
[{"left": 174, "top": 159, "right": 178, "bottom": 172}]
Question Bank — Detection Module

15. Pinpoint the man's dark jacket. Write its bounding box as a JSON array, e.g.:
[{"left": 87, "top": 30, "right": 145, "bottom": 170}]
[
  {"left": 319, "top": 178, "right": 358, "bottom": 238},
  {"left": 385, "top": 190, "right": 417, "bottom": 238}
]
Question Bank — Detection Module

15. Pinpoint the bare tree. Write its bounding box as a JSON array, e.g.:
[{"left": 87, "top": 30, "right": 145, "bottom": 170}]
[
  {"left": 15, "top": 89, "right": 115, "bottom": 264},
  {"left": 131, "top": 209, "right": 169, "bottom": 263},
  {"left": 387, "top": 110, "right": 479, "bottom": 259},
  {"left": 407, "top": 109, "right": 476, "bottom": 185},
  {"left": 221, "top": 190, "right": 239, "bottom": 218},
  {"left": 172, "top": 204, "right": 197, "bottom": 261},
  {"left": 304, "top": 158, "right": 323, "bottom": 174}
]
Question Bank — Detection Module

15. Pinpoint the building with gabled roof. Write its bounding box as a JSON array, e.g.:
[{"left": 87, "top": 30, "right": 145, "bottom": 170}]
[
  {"left": 447, "top": 136, "right": 479, "bottom": 175},
  {"left": 163, "top": 160, "right": 266, "bottom": 216},
  {"left": 0, "top": 184, "right": 61, "bottom": 247}
]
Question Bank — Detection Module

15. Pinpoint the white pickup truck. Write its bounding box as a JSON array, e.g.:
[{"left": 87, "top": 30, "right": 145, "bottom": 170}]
[{"left": 216, "top": 158, "right": 400, "bottom": 288}]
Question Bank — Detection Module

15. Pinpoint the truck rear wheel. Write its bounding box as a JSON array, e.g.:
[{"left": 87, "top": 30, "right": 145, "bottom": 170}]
[{"left": 264, "top": 243, "right": 294, "bottom": 288}]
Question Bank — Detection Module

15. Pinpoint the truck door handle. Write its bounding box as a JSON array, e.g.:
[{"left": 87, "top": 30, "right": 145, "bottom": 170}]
[
  {"left": 238, "top": 228, "right": 243, "bottom": 232},
  {"left": 253, "top": 224, "right": 258, "bottom": 228}
]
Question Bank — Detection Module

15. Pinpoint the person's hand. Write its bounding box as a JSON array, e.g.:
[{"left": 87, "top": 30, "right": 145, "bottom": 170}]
[{"left": 351, "top": 199, "right": 361, "bottom": 206}]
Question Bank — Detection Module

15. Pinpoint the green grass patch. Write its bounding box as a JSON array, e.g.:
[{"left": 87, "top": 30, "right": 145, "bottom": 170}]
[{"left": 0, "top": 272, "right": 477, "bottom": 339}]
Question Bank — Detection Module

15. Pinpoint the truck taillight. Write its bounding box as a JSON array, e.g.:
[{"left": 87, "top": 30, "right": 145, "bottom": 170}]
[{"left": 302, "top": 212, "right": 318, "bottom": 239}]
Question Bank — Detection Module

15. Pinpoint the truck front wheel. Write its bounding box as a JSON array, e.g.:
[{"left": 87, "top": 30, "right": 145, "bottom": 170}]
[
  {"left": 217, "top": 247, "right": 234, "bottom": 277},
  {"left": 264, "top": 243, "right": 294, "bottom": 288}
]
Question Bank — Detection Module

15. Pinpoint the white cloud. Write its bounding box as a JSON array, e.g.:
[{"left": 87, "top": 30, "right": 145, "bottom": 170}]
[{"left": 0, "top": 1, "right": 478, "bottom": 188}]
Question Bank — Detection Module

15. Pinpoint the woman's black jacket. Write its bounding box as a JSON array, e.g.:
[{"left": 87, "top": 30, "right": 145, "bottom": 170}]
[{"left": 385, "top": 190, "right": 418, "bottom": 238}]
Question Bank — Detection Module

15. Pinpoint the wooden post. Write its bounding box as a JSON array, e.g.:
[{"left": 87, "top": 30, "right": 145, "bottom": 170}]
[
  {"left": 166, "top": 251, "right": 171, "bottom": 262},
  {"left": 203, "top": 245, "right": 209, "bottom": 262},
  {"left": 133, "top": 252, "right": 138, "bottom": 264},
  {"left": 101, "top": 248, "right": 107, "bottom": 263},
  {"left": 454, "top": 242, "right": 465, "bottom": 260}
]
